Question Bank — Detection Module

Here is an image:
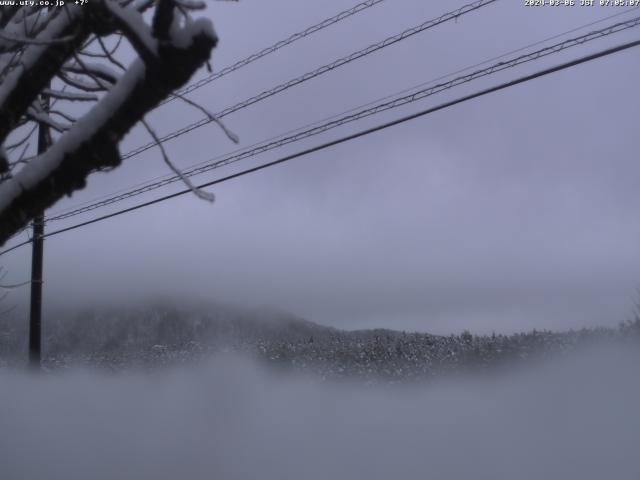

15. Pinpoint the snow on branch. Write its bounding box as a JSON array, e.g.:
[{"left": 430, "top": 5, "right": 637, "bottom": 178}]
[
  {"left": 0, "top": 5, "right": 87, "bottom": 145},
  {"left": 0, "top": 1, "right": 219, "bottom": 245},
  {"left": 0, "top": 30, "right": 76, "bottom": 47},
  {"left": 42, "top": 88, "right": 98, "bottom": 102},
  {"left": 26, "top": 105, "right": 70, "bottom": 133},
  {"left": 63, "top": 59, "right": 122, "bottom": 85},
  {"left": 142, "top": 117, "right": 215, "bottom": 202},
  {"left": 103, "top": 0, "right": 158, "bottom": 63}
]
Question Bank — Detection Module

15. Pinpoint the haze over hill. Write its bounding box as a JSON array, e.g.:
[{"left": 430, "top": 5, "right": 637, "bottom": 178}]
[
  {"left": 2, "top": 344, "right": 639, "bottom": 480},
  {"left": 2, "top": 299, "right": 638, "bottom": 381}
]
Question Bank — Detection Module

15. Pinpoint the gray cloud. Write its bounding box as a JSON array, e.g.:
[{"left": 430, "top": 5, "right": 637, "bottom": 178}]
[{"left": 2, "top": 0, "right": 639, "bottom": 333}]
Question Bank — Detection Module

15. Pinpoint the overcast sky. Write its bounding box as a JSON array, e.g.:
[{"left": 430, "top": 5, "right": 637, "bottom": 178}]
[{"left": 2, "top": 0, "right": 640, "bottom": 333}]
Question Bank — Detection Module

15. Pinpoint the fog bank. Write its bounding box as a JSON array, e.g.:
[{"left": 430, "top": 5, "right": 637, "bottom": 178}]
[{"left": 1, "top": 347, "right": 639, "bottom": 480}]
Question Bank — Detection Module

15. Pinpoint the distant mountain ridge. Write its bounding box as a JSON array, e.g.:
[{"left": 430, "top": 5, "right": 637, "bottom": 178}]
[
  {"left": 1, "top": 300, "right": 638, "bottom": 379},
  {"left": 1, "top": 300, "right": 339, "bottom": 358}
]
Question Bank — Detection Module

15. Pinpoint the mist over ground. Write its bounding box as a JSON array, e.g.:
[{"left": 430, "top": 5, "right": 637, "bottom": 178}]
[
  {"left": 2, "top": 303, "right": 638, "bottom": 478},
  {"left": 1, "top": 1, "right": 640, "bottom": 478},
  {"left": 2, "top": 301, "right": 637, "bottom": 379},
  {"left": 1, "top": 346, "right": 639, "bottom": 480}
]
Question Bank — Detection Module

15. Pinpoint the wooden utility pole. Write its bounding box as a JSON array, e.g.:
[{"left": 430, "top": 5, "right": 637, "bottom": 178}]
[
  {"left": 29, "top": 96, "right": 49, "bottom": 369},
  {"left": 28, "top": 216, "right": 43, "bottom": 368}
]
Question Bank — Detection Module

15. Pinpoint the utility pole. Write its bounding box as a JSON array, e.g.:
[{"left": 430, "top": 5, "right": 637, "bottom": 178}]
[{"left": 29, "top": 95, "right": 49, "bottom": 369}]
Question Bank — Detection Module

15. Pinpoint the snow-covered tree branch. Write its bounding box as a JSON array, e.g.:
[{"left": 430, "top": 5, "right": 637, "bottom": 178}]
[{"left": 0, "top": 1, "right": 219, "bottom": 245}]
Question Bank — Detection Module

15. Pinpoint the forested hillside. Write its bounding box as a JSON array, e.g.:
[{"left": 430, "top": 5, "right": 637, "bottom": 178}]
[{"left": 2, "top": 302, "right": 638, "bottom": 381}]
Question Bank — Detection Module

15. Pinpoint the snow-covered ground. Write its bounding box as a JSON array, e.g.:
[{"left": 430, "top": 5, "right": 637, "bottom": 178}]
[{"left": 1, "top": 345, "right": 639, "bottom": 480}]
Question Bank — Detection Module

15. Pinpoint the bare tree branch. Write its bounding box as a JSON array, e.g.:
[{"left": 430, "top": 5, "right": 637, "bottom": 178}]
[
  {"left": 103, "top": 1, "right": 158, "bottom": 63},
  {"left": 152, "top": 0, "right": 175, "bottom": 42},
  {"left": 0, "top": 6, "right": 89, "bottom": 146},
  {"left": 141, "top": 117, "right": 215, "bottom": 202},
  {"left": 0, "top": 1, "right": 219, "bottom": 244}
]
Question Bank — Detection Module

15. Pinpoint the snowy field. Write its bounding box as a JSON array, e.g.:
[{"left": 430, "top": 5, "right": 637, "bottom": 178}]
[{"left": 1, "top": 346, "right": 639, "bottom": 480}]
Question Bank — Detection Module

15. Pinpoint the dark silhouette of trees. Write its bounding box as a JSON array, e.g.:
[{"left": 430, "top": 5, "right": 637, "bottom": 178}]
[{"left": 0, "top": 1, "right": 222, "bottom": 245}]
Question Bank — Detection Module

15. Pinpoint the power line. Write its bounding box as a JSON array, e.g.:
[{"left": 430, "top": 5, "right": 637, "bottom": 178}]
[
  {"left": 162, "top": 0, "right": 387, "bottom": 104},
  {"left": 46, "top": 15, "right": 640, "bottom": 223},
  {"left": 121, "top": 0, "right": 498, "bottom": 160},
  {"left": 41, "top": 0, "right": 499, "bottom": 222},
  {"left": 48, "top": 15, "right": 640, "bottom": 221},
  {"left": 3, "top": 37, "right": 638, "bottom": 258},
  {"left": 47, "top": 6, "right": 638, "bottom": 220},
  {"left": 0, "top": 0, "right": 389, "bottom": 242}
]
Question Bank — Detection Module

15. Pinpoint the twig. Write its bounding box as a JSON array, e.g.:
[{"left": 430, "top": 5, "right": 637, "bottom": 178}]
[{"left": 141, "top": 118, "right": 215, "bottom": 202}]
